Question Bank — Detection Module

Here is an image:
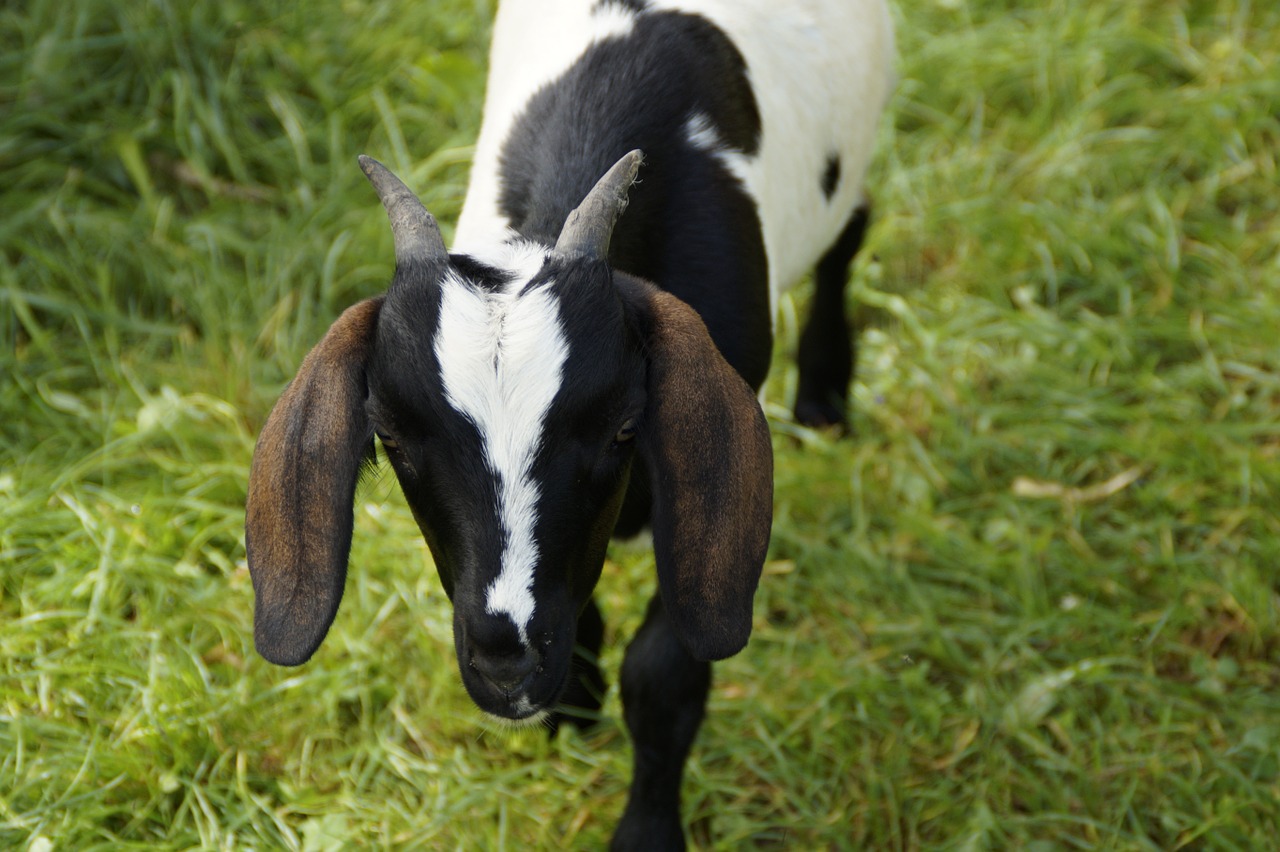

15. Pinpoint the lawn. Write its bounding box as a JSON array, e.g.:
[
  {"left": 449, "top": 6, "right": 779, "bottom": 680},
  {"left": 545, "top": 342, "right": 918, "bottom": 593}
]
[{"left": 2, "top": 0, "right": 1278, "bottom": 848}]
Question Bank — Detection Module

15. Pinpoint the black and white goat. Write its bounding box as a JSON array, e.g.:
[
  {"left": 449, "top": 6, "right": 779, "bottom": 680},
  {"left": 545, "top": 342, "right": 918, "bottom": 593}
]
[{"left": 246, "top": 0, "right": 894, "bottom": 847}]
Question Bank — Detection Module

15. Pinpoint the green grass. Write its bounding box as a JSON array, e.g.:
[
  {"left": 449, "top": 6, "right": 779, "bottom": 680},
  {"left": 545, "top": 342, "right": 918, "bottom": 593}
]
[{"left": 3, "top": 0, "right": 1278, "bottom": 847}]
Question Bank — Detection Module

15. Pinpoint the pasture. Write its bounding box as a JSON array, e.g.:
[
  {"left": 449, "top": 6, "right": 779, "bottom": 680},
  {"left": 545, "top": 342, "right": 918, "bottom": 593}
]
[{"left": 2, "top": 0, "right": 1278, "bottom": 847}]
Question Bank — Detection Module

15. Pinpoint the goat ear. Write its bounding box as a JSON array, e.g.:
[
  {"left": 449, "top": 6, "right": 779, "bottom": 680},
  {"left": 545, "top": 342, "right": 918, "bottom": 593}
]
[
  {"left": 245, "top": 297, "right": 383, "bottom": 666},
  {"left": 635, "top": 286, "right": 773, "bottom": 661}
]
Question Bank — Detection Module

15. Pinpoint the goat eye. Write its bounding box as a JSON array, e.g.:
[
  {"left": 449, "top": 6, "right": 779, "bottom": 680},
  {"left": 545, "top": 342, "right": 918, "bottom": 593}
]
[
  {"left": 614, "top": 418, "right": 637, "bottom": 444},
  {"left": 376, "top": 432, "right": 399, "bottom": 451}
]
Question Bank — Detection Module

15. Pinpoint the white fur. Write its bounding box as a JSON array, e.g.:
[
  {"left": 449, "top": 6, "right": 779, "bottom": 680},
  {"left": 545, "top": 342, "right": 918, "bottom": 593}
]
[
  {"left": 484, "top": 700, "right": 552, "bottom": 729},
  {"left": 456, "top": 0, "right": 896, "bottom": 319},
  {"left": 684, "top": 111, "right": 751, "bottom": 187},
  {"left": 434, "top": 240, "right": 566, "bottom": 645}
]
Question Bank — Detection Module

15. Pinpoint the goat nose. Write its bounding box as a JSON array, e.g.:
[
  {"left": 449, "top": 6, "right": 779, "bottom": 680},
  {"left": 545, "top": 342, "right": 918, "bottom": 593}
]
[{"left": 470, "top": 646, "right": 539, "bottom": 692}]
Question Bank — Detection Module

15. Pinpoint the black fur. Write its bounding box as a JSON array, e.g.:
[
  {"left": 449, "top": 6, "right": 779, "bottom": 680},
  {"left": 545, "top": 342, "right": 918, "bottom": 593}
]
[
  {"left": 548, "top": 595, "right": 607, "bottom": 735},
  {"left": 595, "top": 0, "right": 649, "bottom": 11},
  {"left": 497, "top": 10, "right": 771, "bottom": 391},
  {"left": 795, "top": 205, "right": 871, "bottom": 430},
  {"left": 821, "top": 153, "right": 842, "bottom": 200},
  {"left": 613, "top": 596, "right": 710, "bottom": 852}
]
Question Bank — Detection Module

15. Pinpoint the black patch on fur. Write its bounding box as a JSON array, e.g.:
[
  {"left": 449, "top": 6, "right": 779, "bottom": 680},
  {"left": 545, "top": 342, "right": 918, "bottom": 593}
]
[
  {"left": 448, "top": 252, "right": 523, "bottom": 293},
  {"left": 530, "top": 258, "right": 644, "bottom": 573},
  {"left": 368, "top": 262, "right": 499, "bottom": 601},
  {"left": 821, "top": 154, "right": 841, "bottom": 200},
  {"left": 496, "top": 8, "right": 771, "bottom": 397},
  {"left": 594, "top": 0, "right": 647, "bottom": 11}
]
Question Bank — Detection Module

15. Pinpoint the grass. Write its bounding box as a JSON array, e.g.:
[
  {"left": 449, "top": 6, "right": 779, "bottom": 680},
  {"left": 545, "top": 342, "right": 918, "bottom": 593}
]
[{"left": 2, "top": 0, "right": 1278, "bottom": 847}]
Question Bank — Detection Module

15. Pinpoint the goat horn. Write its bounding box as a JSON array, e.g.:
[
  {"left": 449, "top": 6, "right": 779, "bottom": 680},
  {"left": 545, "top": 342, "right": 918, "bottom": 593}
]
[
  {"left": 358, "top": 155, "right": 448, "bottom": 266},
  {"left": 554, "top": 149, "right": 644, "bottom": 259}
]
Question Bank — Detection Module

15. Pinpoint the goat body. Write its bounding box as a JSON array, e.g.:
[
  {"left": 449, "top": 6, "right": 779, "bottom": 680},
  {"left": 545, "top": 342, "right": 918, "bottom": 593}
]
[{"left": 246, "top": 1, "right": 894, "bottom": 847}]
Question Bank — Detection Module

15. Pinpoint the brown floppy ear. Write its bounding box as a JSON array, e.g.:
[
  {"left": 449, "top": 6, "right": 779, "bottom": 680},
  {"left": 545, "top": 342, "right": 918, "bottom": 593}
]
[
  {"left": 634, "top": 285, "right": 773, "bottom": 661},
  {"left": 245, "top": 297, "right": 383, "bottom": 666}
]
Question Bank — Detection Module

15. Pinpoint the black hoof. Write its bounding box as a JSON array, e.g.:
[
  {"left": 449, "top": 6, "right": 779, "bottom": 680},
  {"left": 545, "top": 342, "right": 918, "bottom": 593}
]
[{"left": 794, "top": 397, "right": 848, "bottom": 432}]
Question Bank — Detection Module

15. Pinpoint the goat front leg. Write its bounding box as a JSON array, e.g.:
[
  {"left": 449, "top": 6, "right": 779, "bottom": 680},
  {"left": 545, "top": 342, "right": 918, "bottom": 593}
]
[
  {"left": 611, "top": 594, "right": 711, "bottom": 852},
  {"left": 548, "top": 595, "right": 606, "bottom": 736}
]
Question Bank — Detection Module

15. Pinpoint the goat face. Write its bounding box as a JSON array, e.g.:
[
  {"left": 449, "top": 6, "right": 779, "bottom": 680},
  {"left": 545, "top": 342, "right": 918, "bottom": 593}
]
[
  {"left": 367, "top": 244, "right": 644, "bottom": 720},
  {"left": 245, "top": 153, "right": 772, "bottom": 722}
]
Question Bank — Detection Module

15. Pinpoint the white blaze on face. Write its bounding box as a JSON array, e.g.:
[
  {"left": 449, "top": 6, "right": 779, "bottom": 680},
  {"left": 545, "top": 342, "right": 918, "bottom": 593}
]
[{"left": 434, "top": 242, "right": 567, "bottom": 646}]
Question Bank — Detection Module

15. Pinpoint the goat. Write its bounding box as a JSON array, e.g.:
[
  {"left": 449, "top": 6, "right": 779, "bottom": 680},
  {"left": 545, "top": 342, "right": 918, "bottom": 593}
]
[{"left": 245, "top": 0, "right": 895, "bottom": 847}]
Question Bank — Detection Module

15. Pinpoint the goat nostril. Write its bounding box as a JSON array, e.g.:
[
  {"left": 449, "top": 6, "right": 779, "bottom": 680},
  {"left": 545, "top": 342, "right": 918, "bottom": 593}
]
[{"left": 470, "top": 646, "right": 539, "bottom": 692}]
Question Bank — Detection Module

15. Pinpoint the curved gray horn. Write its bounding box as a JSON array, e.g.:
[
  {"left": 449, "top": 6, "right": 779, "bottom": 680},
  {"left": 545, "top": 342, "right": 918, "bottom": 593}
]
[
  {"left": 358, "top": 155, "right": 448, "bottom": 265},
  {"left": 553, "top": 149, "right": 644, "bottom": 259}
]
